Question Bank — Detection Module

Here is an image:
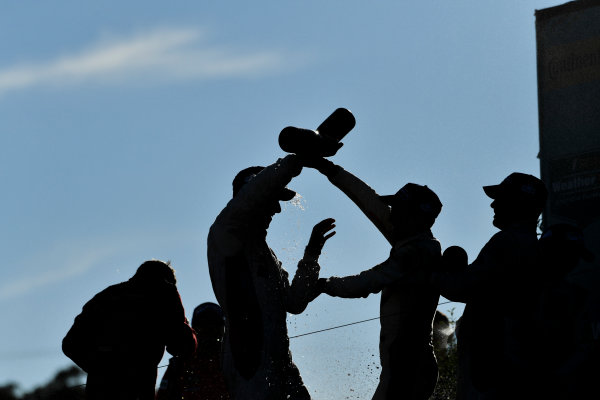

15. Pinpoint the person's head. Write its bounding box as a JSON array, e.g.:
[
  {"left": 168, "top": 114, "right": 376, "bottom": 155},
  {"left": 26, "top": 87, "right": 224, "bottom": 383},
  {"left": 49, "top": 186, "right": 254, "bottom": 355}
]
[
  {"left": 131, "top": 260, "right": 176, "bottom": 287},
  {"left": 232, "top": 166, "right": 296, "bottom": 225},
  {"left": 483, "top": 173, "right": 547, "bottom": 230},
  {"left": 381, "top": 183, "right": 442, "bottom": 239},
  {"left": 441, "top": 245, "right": 468, "bottom": 273},
  {"left": 192, "top": 302, "right": 225, "bottom": 345},
  {"left": 539, "top": 223, "right": 594, "bottom": 279}
]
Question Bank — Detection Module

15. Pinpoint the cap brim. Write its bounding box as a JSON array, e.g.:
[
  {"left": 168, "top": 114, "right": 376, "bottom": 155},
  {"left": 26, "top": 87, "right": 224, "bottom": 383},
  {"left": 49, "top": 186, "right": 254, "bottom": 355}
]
[
  {"left": 279, "top": 188, "right": 297, "bottom": 201},
  {"left": 483, "top": 185, "right": 501, "bottom": 199}
]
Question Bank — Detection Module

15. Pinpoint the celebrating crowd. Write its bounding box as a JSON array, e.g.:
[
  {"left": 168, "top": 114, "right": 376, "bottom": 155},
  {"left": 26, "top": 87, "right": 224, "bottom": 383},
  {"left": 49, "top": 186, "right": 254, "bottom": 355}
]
[{"left": 63, "top": 111, "right": 597, "bottom": 400}]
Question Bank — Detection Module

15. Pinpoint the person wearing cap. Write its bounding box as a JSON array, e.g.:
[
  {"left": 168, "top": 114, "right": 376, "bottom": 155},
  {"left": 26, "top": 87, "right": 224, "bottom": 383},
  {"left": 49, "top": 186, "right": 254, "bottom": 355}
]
[
  {"left": 62, "top": 260, "right": 197, "bottom": 400},
  {"left": 534, "top": 224, "right": 596, "bottom": 399},
  {"left": 157, "top": 302, "right": 229, "bottom": 400},
  {"left": 428, "top": 172, "right": 548, "bottom": 399},
  {"left": 303, "top": 158, "right": 443, "bottom": 400},
  {"left": 207, "top": 154, "right": 337, "bottom": 400}
]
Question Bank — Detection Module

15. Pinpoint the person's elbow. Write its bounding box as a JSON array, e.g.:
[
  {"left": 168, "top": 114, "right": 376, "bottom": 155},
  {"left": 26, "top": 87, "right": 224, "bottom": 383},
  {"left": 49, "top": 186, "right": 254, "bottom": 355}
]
[{"left": 286, "top": 300, "right": 308, "bottom": 315}]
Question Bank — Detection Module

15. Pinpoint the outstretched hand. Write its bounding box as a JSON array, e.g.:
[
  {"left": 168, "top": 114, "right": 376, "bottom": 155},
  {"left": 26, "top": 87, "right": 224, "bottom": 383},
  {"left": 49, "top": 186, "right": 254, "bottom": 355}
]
[{"left": 305, "top": 218, "right": 336, "bottom": 258}]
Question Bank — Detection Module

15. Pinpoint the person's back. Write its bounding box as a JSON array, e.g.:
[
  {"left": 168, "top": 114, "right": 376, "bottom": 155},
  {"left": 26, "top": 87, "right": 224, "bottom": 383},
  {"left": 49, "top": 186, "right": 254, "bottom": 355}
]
[{"left": 63, "top": 260, "right": 197, "bottom": 400}]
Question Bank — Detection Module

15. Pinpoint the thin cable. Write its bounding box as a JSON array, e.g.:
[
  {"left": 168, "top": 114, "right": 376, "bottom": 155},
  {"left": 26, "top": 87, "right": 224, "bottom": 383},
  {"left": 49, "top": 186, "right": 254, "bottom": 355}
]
[
  {"left": 56, "top": 300, "right": 459, "bottom": 397},
  {"left": 290, "top": 315, "right": 382, "bottom": 339},
  {"left": 290, "top": 300, "right": 457, "bottom": 339}
]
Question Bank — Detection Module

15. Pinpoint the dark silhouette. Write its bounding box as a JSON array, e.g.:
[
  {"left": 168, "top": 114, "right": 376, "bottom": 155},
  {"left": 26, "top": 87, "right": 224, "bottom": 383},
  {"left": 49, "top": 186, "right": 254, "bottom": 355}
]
[
  {"left": 278, "top": 108, "right": 355, "bottom": 156},
  {"left": 0, "top": 383, "right": 18, "bottom": 400},
  {"left": 207, "top": 155, "right": 336, "bottom": 400},
  {"left": 304, "top": 157, "right": 443, "bottom": 400},
  {"left": 157, "top": 302, "right": 229, "bottom": 400},
  {"left": 534, "top": 223, "right": 596, "bottom": 399},
  {"left": 430, "top": 172, "right": 547, "bottom": 399},
  {"left": 62, "top": 260, "right": 197, "bottom": 400},
  {"left": 0, "top": 365, "right": 85, "bottom": 400},
  {"left": 440, "top": 246, "right": 468, "bottom": 273}
]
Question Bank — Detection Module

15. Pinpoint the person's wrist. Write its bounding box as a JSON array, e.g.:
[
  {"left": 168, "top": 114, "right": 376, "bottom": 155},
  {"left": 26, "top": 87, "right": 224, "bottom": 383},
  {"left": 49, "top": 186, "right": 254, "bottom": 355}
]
[{"left": 303, "top": 249, "right": 320, "bottom": 262}]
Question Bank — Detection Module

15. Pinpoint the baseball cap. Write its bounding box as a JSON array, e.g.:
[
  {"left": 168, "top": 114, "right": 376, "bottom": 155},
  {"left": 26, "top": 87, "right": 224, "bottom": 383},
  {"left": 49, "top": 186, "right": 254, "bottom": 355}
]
[
  {"left": 380, "top": 183, "right": 442, "bottom": 219},
  {"left": 483, "top": 173, "right": 547, "bottom": 208},
  {"left": 232, "top": 166, "right": 296, "bottom": 200}
]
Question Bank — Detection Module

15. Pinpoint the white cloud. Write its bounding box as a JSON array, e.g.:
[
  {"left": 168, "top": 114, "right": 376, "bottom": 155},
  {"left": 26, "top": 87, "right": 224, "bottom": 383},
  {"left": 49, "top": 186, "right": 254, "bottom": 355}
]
[
  {"left": 0, "top": 248, "right": 112, "bottom": 301},
  {"left": 0, "top": 229, "right": 200, "bottom": 301},
  {"left": 0, "top": 27, "right": 298, "bottom": 95}
]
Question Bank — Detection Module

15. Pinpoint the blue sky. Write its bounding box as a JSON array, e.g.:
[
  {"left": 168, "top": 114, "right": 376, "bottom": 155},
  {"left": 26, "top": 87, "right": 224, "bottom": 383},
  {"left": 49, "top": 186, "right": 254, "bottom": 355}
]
[{"left": 1, "top": 1, "right": 564, "bottom": 398}]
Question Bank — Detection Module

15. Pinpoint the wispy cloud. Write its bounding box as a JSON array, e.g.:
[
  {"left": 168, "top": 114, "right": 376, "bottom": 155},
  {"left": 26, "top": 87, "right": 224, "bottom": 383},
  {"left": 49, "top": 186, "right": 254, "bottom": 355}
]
[
  {"left": 0, "top": 229, "right": 200, "bottom": 301},
  {"left": 0, "top": 246, "right": 114, "bottom": 301},
  {"left": 0, "top": 27, "right": 300, "bottom": 95}
]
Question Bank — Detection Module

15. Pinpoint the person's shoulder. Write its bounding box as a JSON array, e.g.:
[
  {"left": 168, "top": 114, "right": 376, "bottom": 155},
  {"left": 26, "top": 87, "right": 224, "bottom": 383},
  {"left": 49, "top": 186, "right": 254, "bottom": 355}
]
[
  {"left": 392, "top": 234, "right": 440, "bottom": 263},
  {"left": 92, "top": 281, "right": 128, "bottom": 297},
  {"left": 412, "top": 232, "right": 442, "bottom": 254},
  {"left": 482, "top": 230, "right": 523, "bottom": 249},
  {"left": 83, "top": 282, "right": 127, "bottom": 310},
  {"left": 209, "top": 197, "right": 238, "bottom": 228}
]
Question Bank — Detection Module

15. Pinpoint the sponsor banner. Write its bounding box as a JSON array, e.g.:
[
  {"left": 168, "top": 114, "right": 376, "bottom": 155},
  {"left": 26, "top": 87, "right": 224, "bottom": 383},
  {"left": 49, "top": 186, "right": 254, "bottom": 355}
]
[
  {"left": 547, "top": 150, "right": 600, "bottom": 225},
  {"left": 536, "top": 1, "right": 600, "bottom": 227}
]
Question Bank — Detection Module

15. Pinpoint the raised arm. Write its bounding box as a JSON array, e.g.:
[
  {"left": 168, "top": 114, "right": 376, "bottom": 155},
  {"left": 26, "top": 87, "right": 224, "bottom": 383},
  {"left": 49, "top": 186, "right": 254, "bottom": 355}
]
[
  {"left": 209, "top": 154, "right": 302, "bottom": 256},
  {"left": 304, "top": 158, "right": 394, "bottom": 245},
  {"left": 284, "top": 218, "right": 337, "bottom": 314}
]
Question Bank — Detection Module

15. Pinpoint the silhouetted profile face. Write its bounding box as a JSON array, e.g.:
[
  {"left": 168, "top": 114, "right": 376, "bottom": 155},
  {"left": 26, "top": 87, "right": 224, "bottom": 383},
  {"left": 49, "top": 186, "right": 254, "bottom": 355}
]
[
  {"left": 483, "top": 173, "right": 547, "bottom": 230},
  {"left": 232, "top": 166, "right": 296, "bottom": 231},
  {"left": 255, "top": 195, "right": 282, "bottom": 230},
  {"left": 490, "top": 197, "right": 521, "bottom": 229}
]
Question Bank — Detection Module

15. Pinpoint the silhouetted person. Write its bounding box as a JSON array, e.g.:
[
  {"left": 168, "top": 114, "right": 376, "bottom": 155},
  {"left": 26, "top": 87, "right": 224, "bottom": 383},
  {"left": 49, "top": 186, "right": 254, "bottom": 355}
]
[
  {"left": 157, "top": 302, "right": 229, "bottom": 400},
  {"left": 429, "top": 172, "right": 547, "bottom": 399},
  {"left": 62, "top": 260, "right": 197, "bottom": 400},
  {"left": 207, "top": 155, "right": 336, "bottom": 400},
  {"left": 535, "top": 223, "right": 595, "bottom": 399},
  {"left": 305, "top": 158, "right": 442, "bottom": 400}
]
